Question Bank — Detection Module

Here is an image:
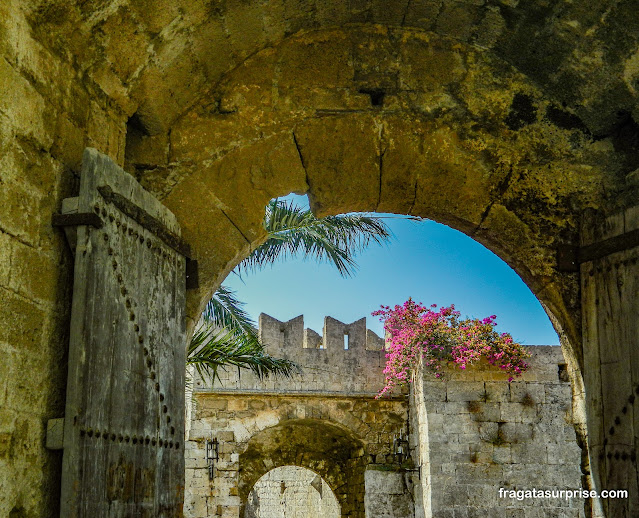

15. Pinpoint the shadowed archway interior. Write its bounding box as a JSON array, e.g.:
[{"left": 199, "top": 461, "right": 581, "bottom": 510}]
[{"left": 239, "top": 419, "right": 367, "bottom": 518}]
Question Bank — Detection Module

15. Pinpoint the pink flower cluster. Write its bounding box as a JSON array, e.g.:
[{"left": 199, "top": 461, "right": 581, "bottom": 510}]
[{"left": 373, "top": 299, "right": 530, "bottom": 398}]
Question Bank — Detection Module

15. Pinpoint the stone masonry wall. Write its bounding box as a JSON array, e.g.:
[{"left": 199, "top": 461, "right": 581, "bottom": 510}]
[
  {"left": 245, "top": 465, "right": 340, "bottom": 518},
  {"left": 186, "top": 314, "right": 410, "bottom": 518},
  {"left": 185, "top": 393, "right": 409, "bottom": 518},
  {"left": 0, "top": 4, "right": 129, "bottom": 516},
  {"left": 191, "top": 313, "right": 387, "bottom": 395},
  {"left": 412, "top": 346, "right": 585, "bottom": 518}
]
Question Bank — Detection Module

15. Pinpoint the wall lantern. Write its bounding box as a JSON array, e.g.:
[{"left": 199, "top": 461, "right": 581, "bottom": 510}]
[
  {"left": 393, "top": 428, "right": 421, "bottom": 479},
  {"left": 206, "top": 436, "right": 219, "bottom": 480},
  {"left": 393, "top": 429, "right": 409, "bottom": 464}
]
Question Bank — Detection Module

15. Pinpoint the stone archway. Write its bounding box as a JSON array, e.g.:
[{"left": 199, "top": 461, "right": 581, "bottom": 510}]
[
  {"left": 143, "top": 24, "right": 606, "bottom": 510},
  {"left": 3, "top": 2, "right": 639, "bottom": 516},
  {"left": 245, "top": 466, "right": 340, "bottom": 518},
  {"left": 239, "top": 419, "right": 367, "bottom": 518},
  {"left": 136, "top": 32, "right": 611, "bottom": 460},
  {"left": 154, "top": 26, "right": 609, "bottom": 361}
]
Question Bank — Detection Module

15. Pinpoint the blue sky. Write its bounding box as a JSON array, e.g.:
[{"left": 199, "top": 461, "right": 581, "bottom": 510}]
[{"left": 225, "top": 196, "right": 559, "bottom": 345}]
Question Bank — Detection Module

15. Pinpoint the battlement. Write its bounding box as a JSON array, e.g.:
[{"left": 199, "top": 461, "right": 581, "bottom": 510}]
[
  {"left": 194, "top": 313, "right": 389, "bottom": 395},
  {"left": 258, "top": 313, "right": 385, "bottom": 355},
  {"left": 194, "top": 313, "right": 567, "bottom": 395}
]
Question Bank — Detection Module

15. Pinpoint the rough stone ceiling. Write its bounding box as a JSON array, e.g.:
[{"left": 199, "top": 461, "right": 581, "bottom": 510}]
[
  {"left": 25, "top": 0, "right": 639, "bottom": 135},
  {"left": 18, "top": 0, "right": 639, "bottom": 344}
]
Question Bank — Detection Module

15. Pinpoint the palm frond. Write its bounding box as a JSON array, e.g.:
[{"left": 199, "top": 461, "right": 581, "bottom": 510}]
[
  {"left": 238, "top": 199, "right": 393, "bottom": 277},
  {"left": 188, "top": 323, "right": 301, "bottom": 384},
  {"left": 202, "top": 285, "right": 258, "bottom": 341}
]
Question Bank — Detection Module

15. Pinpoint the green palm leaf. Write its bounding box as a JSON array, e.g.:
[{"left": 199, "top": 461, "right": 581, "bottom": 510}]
[
  {"left": 188, "top": 322, "right": 301, "bottom": 383},
  {"left": 202, "top": 285, "right": 258, "bottom": 342},
  {"left": 189, "top": 198, "right": 395, "bottom": 382},
  {"left": 238, "top": 199, "right": 392, "bottom": 277}
]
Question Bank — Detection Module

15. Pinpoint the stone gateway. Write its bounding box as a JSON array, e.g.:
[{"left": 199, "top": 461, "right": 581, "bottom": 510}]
[
  {"left": 1, "top": 2, "right": 639, "bottom": 516},
  {"left": 185, "top": 314, "right": 583, "bottom": 518}
]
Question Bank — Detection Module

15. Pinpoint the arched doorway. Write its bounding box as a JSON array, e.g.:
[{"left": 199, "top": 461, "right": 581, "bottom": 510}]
[
  {"left": 153, "top": 29, "right": 599, "bottom": 499},
  {"left": 245, "top": 466, "right": 339, "bottom": 518},
  {"left": 151, "top": 34, "right": 595, "bottom": 495},
  {"left": 150, "top": 27, "right": 599, "bottom": 501},
  {"left": 239, "top": 419, "right": 368, "bottom": 518},
  {"left": 108, "top": 19, "right": 636, "bottom": 516}
]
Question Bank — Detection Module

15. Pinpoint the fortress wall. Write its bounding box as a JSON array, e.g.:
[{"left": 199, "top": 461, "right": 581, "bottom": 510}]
[
  {"left": 191, "top": 314, "right": 584, "bottom": 517},
  {"left": 188, "top": 314, "right": 409, "bottom": 517},
  {"left": 412, "top": 346, "right": 585, "bottom": 518},
  {"left": 193, "top": 313, "right": 389, "bottom": 396},
  {"left": 2, "top": 3, "right": 639, "bottom": 515},
  {"left": 184, "top": 394, "right": 409, "bottom": 518}
]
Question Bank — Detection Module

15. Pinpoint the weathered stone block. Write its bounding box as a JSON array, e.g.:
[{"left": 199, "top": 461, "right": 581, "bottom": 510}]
[
  {"left": 9, "top": 242, "right": 59, "bottom": 304},
  {"left": 420, "top": 381, "right": 447, "bottom": 401},
  {"left": 478, "top": 422, "right": 499, "bottom": 442},
  {"left": 447, "top": 381, "right": 486, "bottom": 402},
  {"left": 492, "top": 445, "right": 512, "bottom": 465},
  {"left": 0, "top": 287, "right": 45, "bottom": 353},
  {"left": 0, "top": 177, "right": 44, "bottom": 246},
  {"left": 510, "top": 382, "right": 546, "bottom": 404},
  {"left": 227, "top": 399, "right": 247, "bottom": 411},
  {"left": 484, "top": 382, "right": 511, "bottom": 402},
  {"left": 0, "top": 58, "right": 51, "bottom": 148},
  {"left": 545, "top": 384, "right": 572, "bottom": 405},
  {"left": 499, "top": 423, "right": 534, "bottom": 444},
  {"left": 468, "top": 402, "right": 501, "bottom": 422}
]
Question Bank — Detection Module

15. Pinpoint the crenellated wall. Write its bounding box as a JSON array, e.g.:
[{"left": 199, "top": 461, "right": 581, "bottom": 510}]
[
  {"left": 259, "top": 313, "right": 385, "bottom": 353},
  {"left": 193, "top": 313, "right": 389, "bottom": 396},
  {"left": 187, "top": 314, "right": 411, "bottom": 518}
]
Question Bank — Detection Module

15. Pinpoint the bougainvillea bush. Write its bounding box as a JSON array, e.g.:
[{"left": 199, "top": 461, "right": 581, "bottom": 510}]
[{"left": 373, "top": 299, "right": 530, "bottom": 398}]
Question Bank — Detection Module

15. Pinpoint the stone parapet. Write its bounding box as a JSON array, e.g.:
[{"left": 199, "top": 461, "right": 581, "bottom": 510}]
[
  {"left": 195, "top": 314, "right": 567, "bottom": 399},
  {"left": 194, "top": 313, "right": 389, "bottom": 395}
]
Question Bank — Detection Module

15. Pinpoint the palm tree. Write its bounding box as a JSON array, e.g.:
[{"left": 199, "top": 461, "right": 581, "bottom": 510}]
[{"left": 187, "top": 198, "right": 393, "bottom": 383}]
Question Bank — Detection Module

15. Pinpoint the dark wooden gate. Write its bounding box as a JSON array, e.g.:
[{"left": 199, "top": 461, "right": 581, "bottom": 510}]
[
  {"left": 56, "top": 148, "right": 187, "bottom": 517},
  {"left": 581, "top": 206, "right": 639, "bottom": 517}
]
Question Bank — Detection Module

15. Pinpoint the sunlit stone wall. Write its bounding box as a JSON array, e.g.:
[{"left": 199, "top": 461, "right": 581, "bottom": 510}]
[
  {"left": 187, "top": 314, "right": 583, "bottom": 518},
  {"left": 411, "top": 346, "right": 585, "bottom": 518}
]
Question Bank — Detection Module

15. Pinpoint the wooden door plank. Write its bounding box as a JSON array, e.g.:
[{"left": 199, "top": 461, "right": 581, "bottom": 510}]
[
  {"left": 582, "top": 207, "right": 639, "bottom": 517},
  {"left": 60, "top": 149, "right": 186, "bottom": 517}
]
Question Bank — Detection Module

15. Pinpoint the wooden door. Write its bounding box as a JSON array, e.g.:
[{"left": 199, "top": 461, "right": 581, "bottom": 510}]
[
  {"left": 581, "top": 206, "right": 639, "bottom": 517},
  {"left": 58, "top": 148, "right": 188, "bottom": 517}
]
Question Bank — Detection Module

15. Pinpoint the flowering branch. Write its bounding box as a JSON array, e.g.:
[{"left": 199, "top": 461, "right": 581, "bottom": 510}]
[{"left": 374, "top": 299, "right": 530, "bottom": 398}]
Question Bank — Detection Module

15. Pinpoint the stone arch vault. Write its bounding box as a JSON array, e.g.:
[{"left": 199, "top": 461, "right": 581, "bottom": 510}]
[
  {"left": 2, "top": 1, "right": 639, "bottom": 516},
  {"left": 239, "top": 419, "right": 367, "bottom": 518}
]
